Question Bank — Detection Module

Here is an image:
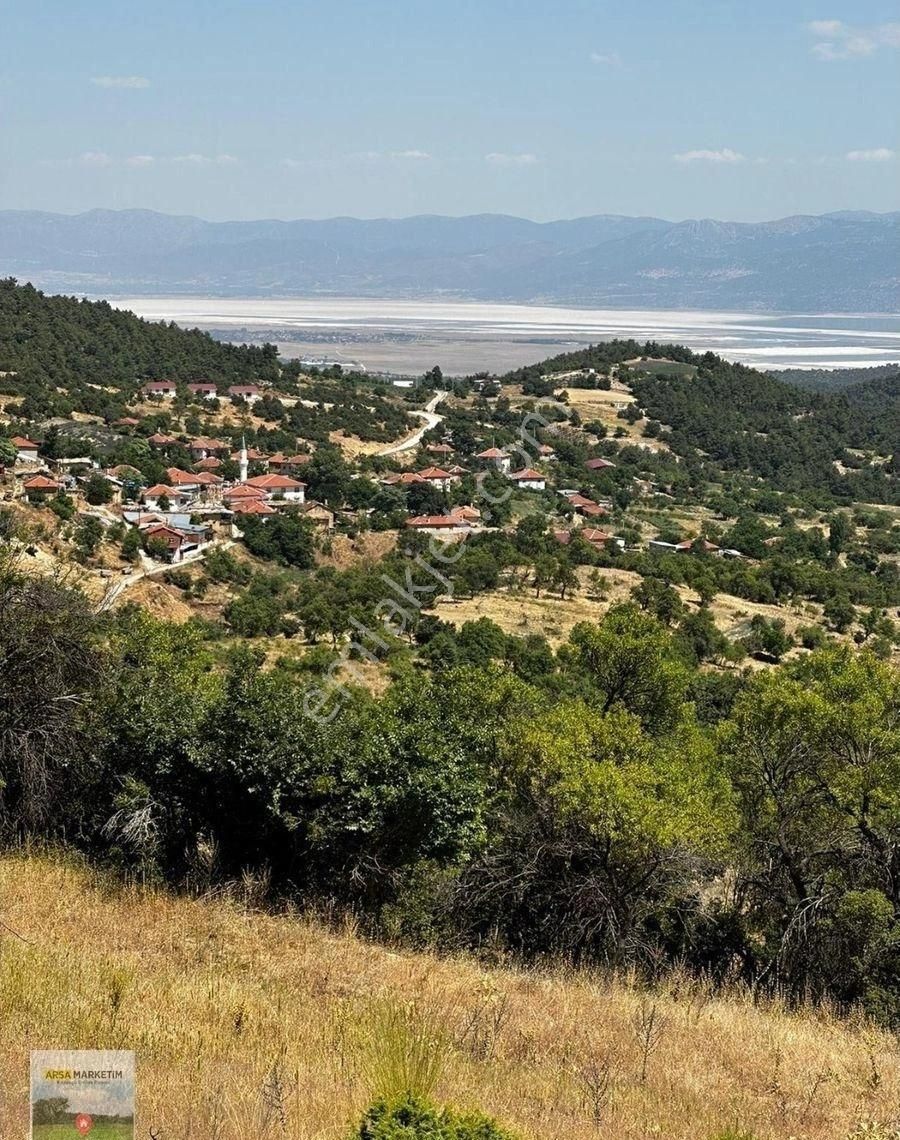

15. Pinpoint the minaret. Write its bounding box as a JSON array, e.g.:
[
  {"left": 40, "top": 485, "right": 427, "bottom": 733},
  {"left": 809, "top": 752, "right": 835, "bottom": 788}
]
[{"left": 239, "top": 435, "right": 249, "bottom": 483}]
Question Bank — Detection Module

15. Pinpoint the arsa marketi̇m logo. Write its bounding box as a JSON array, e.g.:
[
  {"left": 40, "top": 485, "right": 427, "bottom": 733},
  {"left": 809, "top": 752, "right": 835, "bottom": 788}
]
[{"left": 30, "top": 1051, "right": 135, "bottom": 1139}]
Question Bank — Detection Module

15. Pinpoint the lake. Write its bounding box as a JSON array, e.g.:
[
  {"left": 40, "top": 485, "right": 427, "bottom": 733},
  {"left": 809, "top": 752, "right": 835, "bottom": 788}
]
[{"left": 110, "top": 297, "right": 900, "bottom": 376}]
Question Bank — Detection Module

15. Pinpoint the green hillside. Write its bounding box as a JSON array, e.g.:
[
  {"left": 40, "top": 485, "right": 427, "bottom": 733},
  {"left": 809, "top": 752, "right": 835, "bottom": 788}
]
[{"left": 0, "top": 278, "right": 280, "bottom": 419}]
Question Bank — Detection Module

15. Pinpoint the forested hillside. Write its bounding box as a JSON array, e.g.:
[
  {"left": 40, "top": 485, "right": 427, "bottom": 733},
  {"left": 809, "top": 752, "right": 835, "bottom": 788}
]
[
  {"left": 0, "top": 278, "right": 279, "bottom": 415},
  {"left": 499, "top": 341, "right": 899, "bottom": 502},
  {"left": 777, "top": 361, "right": 900, "bottom": 392}
]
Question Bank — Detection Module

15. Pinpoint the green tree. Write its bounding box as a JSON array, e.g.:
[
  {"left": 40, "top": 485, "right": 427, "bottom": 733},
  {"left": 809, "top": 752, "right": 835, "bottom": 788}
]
[
  {"left": 631, "top": 577, "right": 684, "bottom": 626},
  {"left": 721, "top": 649, "right": 900, "bottom": 1011},
  {"left": 823, "top": 594, "right": 856, "bottom": 633},
  {"left": 463, "top": 698, "right": 735, "bottom": 961},
  {"left": 568, "top": 606, "right": 690, "bottom": 733},
  {"left": 74, "top": 515, "right": 104, "bottom": 559},
  {"left": 0, "top": 551, "right": 103, "bottom": 831},
  {"left": 84, "top": 473, "right": 114, "bottom": 505},
  {"left": 121, "top": 527, "right": 141, "bottom": 562},
  {"left": 552, "top": 557, "right": 579, "bottom": 600},
  {"left": 0, "top": 437, "right": 17, "bottom": 466},
  {"left": 743, "top": 615, "right": 793, "bottom": 661},
  {"left": 828, "top": 512, "right": 854, "bottom": 557}
]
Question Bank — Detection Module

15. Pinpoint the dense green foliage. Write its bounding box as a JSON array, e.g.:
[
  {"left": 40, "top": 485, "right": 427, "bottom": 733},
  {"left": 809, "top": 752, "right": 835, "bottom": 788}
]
[
  {"left": 491, "top": 339, "right": 898, "bottom": 503},
  {"left": 778, "top": 362, "right": 900, "bottom": 393},
  {"left": 0, "top": 279, "right": 279, "bottom": 418},
  {"left": 4, "top": 544, "right": 900, "bottom": 1025},
  {"left": 351, "top": 1096, "right": 516, "bottom": 1140},
  {"left": 629, "top": 360, "right": 898, "bottom": 502}
]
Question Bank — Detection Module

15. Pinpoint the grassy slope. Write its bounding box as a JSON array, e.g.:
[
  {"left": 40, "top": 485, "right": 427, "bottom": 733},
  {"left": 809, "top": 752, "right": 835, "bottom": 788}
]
[{"left": 2, "top": 855, "right": 899, "bottom": 1140}]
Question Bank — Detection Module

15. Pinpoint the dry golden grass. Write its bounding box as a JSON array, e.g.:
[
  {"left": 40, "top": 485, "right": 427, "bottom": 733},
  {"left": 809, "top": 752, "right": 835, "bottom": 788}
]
[
  {"left": 556, "top": 385, "right": 672, "bottom": 453},
  {"left": 3, "top": 853, "right": 899, "bottom": 1140},
  {"left": 434, "top": 569, "right": 640, "bottom": 645}
]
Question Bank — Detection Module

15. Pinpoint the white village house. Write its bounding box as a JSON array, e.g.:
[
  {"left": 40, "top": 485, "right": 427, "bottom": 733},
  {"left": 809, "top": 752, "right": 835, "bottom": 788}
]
[{"left": 509, "top": 467, "right": 547, "bottom": 491}]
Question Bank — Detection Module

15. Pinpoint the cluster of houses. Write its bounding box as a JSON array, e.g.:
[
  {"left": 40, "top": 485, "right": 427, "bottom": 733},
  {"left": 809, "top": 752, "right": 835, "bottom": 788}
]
[
  {"left": 378, "top": 446, "right": 554, "bottom": 499},
  {"left": 3, "top": 433, "right": 335, "bottom": 564},
  {"left": 140, "top": 381, "right": 263, "bottom": 404},
  {"left": 3, "top": 420, "right": 604, "bottom": 558},
  {"left": 2, "top": 398, "right": 749, "bottom": 568}
]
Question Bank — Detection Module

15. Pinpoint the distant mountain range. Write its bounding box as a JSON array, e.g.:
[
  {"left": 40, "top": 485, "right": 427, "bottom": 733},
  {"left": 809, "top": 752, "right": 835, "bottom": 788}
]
[{"left": 1, "top": 208, "right": 897, "bottom": 311}]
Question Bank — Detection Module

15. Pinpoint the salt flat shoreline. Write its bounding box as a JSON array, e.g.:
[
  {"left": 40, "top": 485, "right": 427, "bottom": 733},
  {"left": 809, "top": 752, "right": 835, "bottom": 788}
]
[{"left": 108, "top": 296, "right": 900, "bottom": 375}]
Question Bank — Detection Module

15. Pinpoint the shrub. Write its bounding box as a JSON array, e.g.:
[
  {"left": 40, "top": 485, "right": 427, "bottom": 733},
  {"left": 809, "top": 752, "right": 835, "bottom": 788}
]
[
  {"left": 350, "top": 1094, "right": 517, "bottom": 1140},
  {"left": 164, "top": 568, "right": 193, "bottom": 591},
  {"left": 797, "top": 623, "right": 826, "bottom": 650},
  {"left": 49, "top": 493, "right": 75, "bottom": 521}
]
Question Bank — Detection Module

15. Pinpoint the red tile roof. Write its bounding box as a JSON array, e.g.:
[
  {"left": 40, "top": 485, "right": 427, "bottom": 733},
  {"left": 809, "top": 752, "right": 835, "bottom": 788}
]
[
  {"left": 382, "top": 471, "right": 426, "bottom": 485},
  {"left": 476, "top": 447, "right": 508, "bottom": 459},
  {"left": 581, "top": 527, "right": 613, "bottom": 545},
  {"left": 11, "top": 436, "right": 40, "bottom": 449},
  {"left": 509, "top": 468, "right": 545, "bottom": 481},
  {"left": 223, "top": 484, "right": 267, "bottom": 500},
  {"left": 405, "top": 514, "right": 472, "bottom": 529},
  {"left": 22, "top": 474, "right": 60, "bottom": 490},
  {"left": 166, "top": 468, "right": 201, "bottom": 485},
  {"left": 230, "top": 447, "right": 269, "bottom": 462},
  {"left": 144, "top": 524, "right": 186, "bottom": 547},
  {"left": 585, "top": 457, "right": 616, "bottom": 470},
  {"left": 556, "top": 527, "right": 613, "bottom": 547},
  {"left": 231, "top": 499, "right": 277, "bottom": 516},
  {"left": 246, "top": 473, "right": 306, "bottom": 490},
  {"left": 418, "top": 466, "right": 452, "bottom": 479},
  {"left": 676, "top": 538, "right": 720, "bottom": 552},
  {"left": 144, "top": 483, "right": 183, "bottom": 498}
]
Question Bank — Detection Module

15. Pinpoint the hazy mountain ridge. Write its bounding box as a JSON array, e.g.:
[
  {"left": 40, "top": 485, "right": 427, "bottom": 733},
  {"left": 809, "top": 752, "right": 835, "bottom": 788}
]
[{"left": 0, "top": 208, "right": 897, "bottom": 310}]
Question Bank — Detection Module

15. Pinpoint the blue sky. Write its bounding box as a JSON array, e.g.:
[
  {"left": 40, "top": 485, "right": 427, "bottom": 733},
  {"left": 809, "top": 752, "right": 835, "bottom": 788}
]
[{"left": 2, "top": 0, "right": 898, "bottom": 221}]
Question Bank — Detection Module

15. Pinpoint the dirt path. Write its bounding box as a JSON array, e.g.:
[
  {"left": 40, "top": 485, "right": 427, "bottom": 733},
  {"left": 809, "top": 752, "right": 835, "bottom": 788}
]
[
  {"left": 98, "top": 539, "right": 236, "bottom": 611},
  {"left": 378, "top": 390, "right": 448, "bottom": 456}
]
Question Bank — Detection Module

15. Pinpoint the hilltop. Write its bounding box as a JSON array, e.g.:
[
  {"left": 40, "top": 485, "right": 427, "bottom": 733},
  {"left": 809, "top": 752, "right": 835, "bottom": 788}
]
[
  {"left": 1, "top": 208, "right": 898, "bottom": 310},
  {"left": 3, "top": 852, "right": 900, "bottom": 1140}
]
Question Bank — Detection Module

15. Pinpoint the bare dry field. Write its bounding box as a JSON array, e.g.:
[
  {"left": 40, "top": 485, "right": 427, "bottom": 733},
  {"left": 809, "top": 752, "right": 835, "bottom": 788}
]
[
  {"left": 2, "top": 853, "right": 899, "bottom": 1140},
  {"left": 434, "top": 567, "right": 848, "bottom": 660},
  {"left": 435, "top": 567, "right": 640, "bottom": 644}
]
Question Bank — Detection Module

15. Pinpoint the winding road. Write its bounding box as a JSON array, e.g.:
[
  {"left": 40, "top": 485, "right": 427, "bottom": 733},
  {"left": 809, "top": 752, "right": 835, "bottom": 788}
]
[{"left": 378, "top": 390, "right": 448, "bottom": 457}]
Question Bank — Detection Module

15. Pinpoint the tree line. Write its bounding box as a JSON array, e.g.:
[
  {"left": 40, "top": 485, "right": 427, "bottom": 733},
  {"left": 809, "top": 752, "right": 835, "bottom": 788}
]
[{"left": 4, "top": 546, "right": 900, "bottom": 1025}]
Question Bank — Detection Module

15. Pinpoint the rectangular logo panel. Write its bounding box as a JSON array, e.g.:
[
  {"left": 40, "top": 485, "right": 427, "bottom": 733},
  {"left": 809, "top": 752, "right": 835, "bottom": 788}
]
[{"left": 31, "top": 1051, "right": 135, "bottom": 1139}]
